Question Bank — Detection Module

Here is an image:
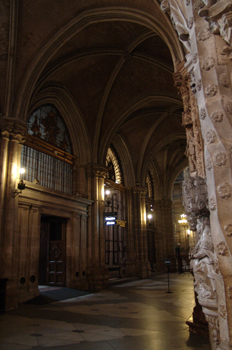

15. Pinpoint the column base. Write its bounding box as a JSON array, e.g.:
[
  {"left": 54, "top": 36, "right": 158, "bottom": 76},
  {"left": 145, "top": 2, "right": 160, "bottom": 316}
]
[
  {"left": 87, "top": 267, "right": 109, "bottom": 291},
  {"left": 136, "top": 261, "right": 151, "bottom": 279}
]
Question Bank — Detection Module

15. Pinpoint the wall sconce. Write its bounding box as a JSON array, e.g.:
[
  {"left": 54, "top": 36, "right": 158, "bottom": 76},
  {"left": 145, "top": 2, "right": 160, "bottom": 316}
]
[
  {"left": 105, "top": 189, "right": 111, "bottom": 207},
  {"left": 13, "top": 168, "right": 26, "bottom": 197}
]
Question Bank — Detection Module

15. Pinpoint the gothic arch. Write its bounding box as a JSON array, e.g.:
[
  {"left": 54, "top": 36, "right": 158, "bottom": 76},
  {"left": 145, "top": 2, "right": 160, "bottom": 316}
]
[{"left": 29, "top": 83, "right": 91, "bottom": 164}]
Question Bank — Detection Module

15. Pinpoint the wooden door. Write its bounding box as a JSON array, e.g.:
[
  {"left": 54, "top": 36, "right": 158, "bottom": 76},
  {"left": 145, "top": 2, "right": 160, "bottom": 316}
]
[{"left": 39, "top": 217, "right": 66, "bottom": 286}]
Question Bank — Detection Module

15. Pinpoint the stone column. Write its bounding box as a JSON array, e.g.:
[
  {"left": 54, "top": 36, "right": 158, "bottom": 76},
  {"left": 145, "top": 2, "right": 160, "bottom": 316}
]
[
  {"left": 86, "top": 163, "right": 109, "bottom": 290},
  {"left": 132, "top": 186, "right": 151, "bottom": 279},
  {"left": 0, "top": 117, "right": 27, "bottom": 309},
  {"left": 161, "top": 1, "right": 232, "bottom": 348},
  {"left": 124, "top": 187, "right": 136, "bottom": 276}
]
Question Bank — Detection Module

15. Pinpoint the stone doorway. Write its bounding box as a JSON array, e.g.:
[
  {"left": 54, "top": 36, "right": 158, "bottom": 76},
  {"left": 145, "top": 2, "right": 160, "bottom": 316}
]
[{"left": 39, "top": 215, "right": 66, "bottom": 287}]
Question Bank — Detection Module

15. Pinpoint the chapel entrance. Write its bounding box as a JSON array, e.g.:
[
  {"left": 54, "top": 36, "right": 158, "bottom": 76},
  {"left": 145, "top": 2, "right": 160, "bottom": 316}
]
[{"left": 39, "top": 216, "right": 66, "bottom": 286}]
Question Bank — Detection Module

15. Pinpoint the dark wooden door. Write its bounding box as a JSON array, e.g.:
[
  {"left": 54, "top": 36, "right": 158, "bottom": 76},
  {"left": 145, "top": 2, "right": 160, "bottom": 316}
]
[{"left": 39, "top": 217, "right": 66, "bottom": 286}]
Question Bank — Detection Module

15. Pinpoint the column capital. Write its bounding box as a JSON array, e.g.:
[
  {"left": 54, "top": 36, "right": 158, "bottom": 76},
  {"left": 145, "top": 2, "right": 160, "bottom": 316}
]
[
  {"left": 86, "top": 162, "right": 108, "bottom": 178},
  {"left": 0, "top": 117, "right": 27, "bottom": 143},
  {"left": 132, "top": 186, "right": 147, "bottom": 197}
]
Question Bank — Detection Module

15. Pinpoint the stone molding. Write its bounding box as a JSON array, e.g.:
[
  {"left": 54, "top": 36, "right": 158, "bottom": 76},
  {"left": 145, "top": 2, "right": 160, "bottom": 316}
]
[
  {"left": 86, "top": 162, "right": 108, "bottom": 178},
  {"left": 0, "top": 117, "right": 27, "bottom": 143}
]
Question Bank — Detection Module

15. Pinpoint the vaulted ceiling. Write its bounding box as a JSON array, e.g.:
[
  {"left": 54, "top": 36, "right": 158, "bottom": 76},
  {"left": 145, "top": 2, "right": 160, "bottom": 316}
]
[{"left": 1, "top": 0, "right": 188, "bottom": 196}]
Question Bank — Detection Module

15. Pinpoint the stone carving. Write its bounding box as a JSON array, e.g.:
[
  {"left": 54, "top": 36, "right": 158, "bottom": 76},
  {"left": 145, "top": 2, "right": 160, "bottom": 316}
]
[
  {"left": 206, "top": 129, "right": 216, "bottom": 143},
  {"left": 224, "top": 224, "right": 232, "bottom": 237},
  {"left": 0, "top": 117, "right": 27, "bottom": 143},
  {"left": 188, "top": 17, "right": 194, "bottom": 29},
  {"left": 216, "top": 241, "right": 228, "bottom": 256},
  {"left": 202, "top": 57, "right": 215, "bottom": 71},
  {"left": 199, "top": 2, "right": 232, "bottom": 51},
  {"left": 174, "top": 63, "right": 205, "bottom": 179},
  {"left": 227, "top": 286, "right": 232, "bottom": 298},
  {"left": 182, "top": 175, "right": 209, "bottom": 231},
  {"left": 197, "top": 28, "right": 211, "bottom": 41},
  {"left": 219, "top": 303, "right": 227, "bottom": 319},
  {"left": 219, "top": 73, "right": 230, "bottom": 88},
  {"left": 222, "top": 96, "right": 232, "bottom": 115},
  {"left": 185, "top": 130, "right": 197, "bottom": 174},
  {"left": 206, "top": 158, "right": 212, "bottom": 171},
  {"left": 213, "top": 152, "right": 227, "bottom": 166},
  {"left": 196, "top": 79, "right": 202, "bottom": 91},
  {"left": 192, "top": 53, "right": 198, "bottom": 63},
  {"left": 205, "top": 314, "right": 219, "bottom": 345},
  {"left": 211, "top": 111, "right": 224, "bottom": 123},
  {"left": 200, "top": 108, "right": 206, "bottom": 120},
  {"left": 205, "top": 84, "right": 218, "bottom": 97},
  {"left": 191, "top": 217, "right": 217, "bottom": 304},
  {"left": 160, "top": 0, "right": 190, "bottom": 51},
  {"left": 209, "top": 196, "right": 217, "bottom": 210},
  {"left": 186, "top": 0, "right": 190, "bottom": 5},
  {"left": 193, "top": 1, "right": 205, "bottom": 12},
  {"left": 217, "top": 182, "right": 232, "bottom": 198}
]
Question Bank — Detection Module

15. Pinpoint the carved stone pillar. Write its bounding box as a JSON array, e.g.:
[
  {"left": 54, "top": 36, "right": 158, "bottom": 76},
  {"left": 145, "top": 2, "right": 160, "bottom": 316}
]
[
  {"left": 132, "top": 186, "right": 151, "bottom": 279},
  {"left": 174, "top": 62, "right": 205, "bottom": 179},
  {"left": 0, "top": 117, "right": 27, "bottom": 309},
  {"left": 86, "top": 163, "right": 109, "bottom": 290},
  {"left": 161, "top": 1, "right": 232, "bottom": 348}
]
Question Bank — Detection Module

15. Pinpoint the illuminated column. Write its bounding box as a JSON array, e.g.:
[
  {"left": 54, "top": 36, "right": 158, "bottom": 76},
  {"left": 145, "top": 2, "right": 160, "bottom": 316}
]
[
  {"left": 0, "top": 118, "right": 27, "bottom": 309},
  {"left": 86, "top": 163, "right": 109, "bottom": 290}
]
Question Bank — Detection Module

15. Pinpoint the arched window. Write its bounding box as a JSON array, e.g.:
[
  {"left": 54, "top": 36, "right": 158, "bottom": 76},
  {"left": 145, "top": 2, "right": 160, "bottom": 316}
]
[
  {"left": 21, "top": 104, "right": 75, "bottom": 195},
  {"left": 106, "top": 146, "right": 123, "bottom": 185}
]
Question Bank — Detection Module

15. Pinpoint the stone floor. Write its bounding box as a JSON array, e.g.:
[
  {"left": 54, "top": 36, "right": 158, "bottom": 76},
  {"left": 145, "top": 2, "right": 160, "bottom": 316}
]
[{"left": 0, "top": 273, "right": 210, "bottom": 350}]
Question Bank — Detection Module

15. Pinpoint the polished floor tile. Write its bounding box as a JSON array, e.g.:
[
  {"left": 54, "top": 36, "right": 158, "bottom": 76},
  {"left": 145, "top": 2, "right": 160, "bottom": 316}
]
[{"left": 0, "top": 273, "right": 210, "bottom": 350}]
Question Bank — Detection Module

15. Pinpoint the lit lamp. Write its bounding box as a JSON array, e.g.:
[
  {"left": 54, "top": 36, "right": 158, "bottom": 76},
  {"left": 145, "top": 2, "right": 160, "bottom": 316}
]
[
  {"left": 105, "top": 189, "right": 111, "bottom": 206},
  {"left": 13, "top": 168, "right": 26, "bottom": 196}
]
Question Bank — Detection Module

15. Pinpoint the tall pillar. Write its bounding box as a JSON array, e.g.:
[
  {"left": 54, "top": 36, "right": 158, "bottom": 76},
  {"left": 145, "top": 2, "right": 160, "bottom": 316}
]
[
  {"left": 132, "top": 186, "right": 151, "bottom": 279},
  {"left": 86, "top": 163, "right": 109, "bottom": 290},
  {"left": 161, "top": 1, "right": 232, "bottom": 348},
  {"left": 0, "top": 117, "right": 27, "bottom": 309},
  {"left": 124, "top": 187, "right": 136, "bottom": 275},
  {"left": 154, "top": 198, "right": 174, "bottom": 271}
]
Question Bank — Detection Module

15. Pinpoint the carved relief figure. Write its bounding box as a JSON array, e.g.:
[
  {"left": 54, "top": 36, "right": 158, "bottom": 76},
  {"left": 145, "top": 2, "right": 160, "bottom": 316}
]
[
  {"left": 190, "top": 217, "right": 217, "bottom": 304},
  {"left": 185, "top": 130, "right": 197, "bottom": 174}
]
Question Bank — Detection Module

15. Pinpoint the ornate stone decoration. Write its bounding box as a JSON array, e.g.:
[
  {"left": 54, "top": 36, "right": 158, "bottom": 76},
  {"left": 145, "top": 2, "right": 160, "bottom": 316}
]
[
  {"left": 224, "top": 224, "right": 232, "bottom": 237},
  {"left": 222, "top": 96, "right": 232, "bottom": 115},
  {"left": 219, "top": 73, "right": 230, "bottom": 88},
  {"left": 186, "top": 0, "right": 190, "bottom": 6},
  {"left": 160, "top": 0, "right": 190, "bottom": 51},
  {"left": 216, "top": 241, "right": 228, "bottom": 256},
  {"left": 191, "top": 217, "right": 217, "bottom": 304},
  {"left": 193, "top": 1, "right": 205, "bottom": 12},
  {"left": 217, "top": 182, "right": 232, "bottom": 199},
  {"left": 192, "top": 53, "right": 198, "bottom": 63},
  {"left": 213, "top": 152, "right": 227, "bottom": 166},
  {"left": 197, "top": 29, "right": 211, "bottom": 41},
  {"left": 209, "top": 196, "right": 217, "bottom": 210},
  {"left": 0, "top": 117, "right": 27, "bottom": 143},
  {"left": 205, "top": 84, "right": 218, "bottom": 97},
  {"left": 205, "top": 314, "right": 219, "bottom": 345},
  {"left": 206, "top": 129, "right": 216, "bottom": 143},
  {"left": 211, "top": 111, "right": 224, "bottom": 123},
  {"left": 196, "top": 79, "right": 202, "bottom": 91},
  {"left": 174, "top": 63, "right": 205, "bottom": 178},
  {"left": 227, "top": 285, "right": 232, "bottom": 299},
  {"left": 219, "top": 303, "right": 227, "bottom": 319},
  {"left": 188, "top": 17, "right": 194, "bottom": 29},
  {"left": 202, "top": 57, "right": 215, "bottom": 71},
  {"left": 200, "top": 108, "right": 206, "bottom": 120},
  {"left": 206, "top": 158, "right": 212, "bottom": 171}
]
